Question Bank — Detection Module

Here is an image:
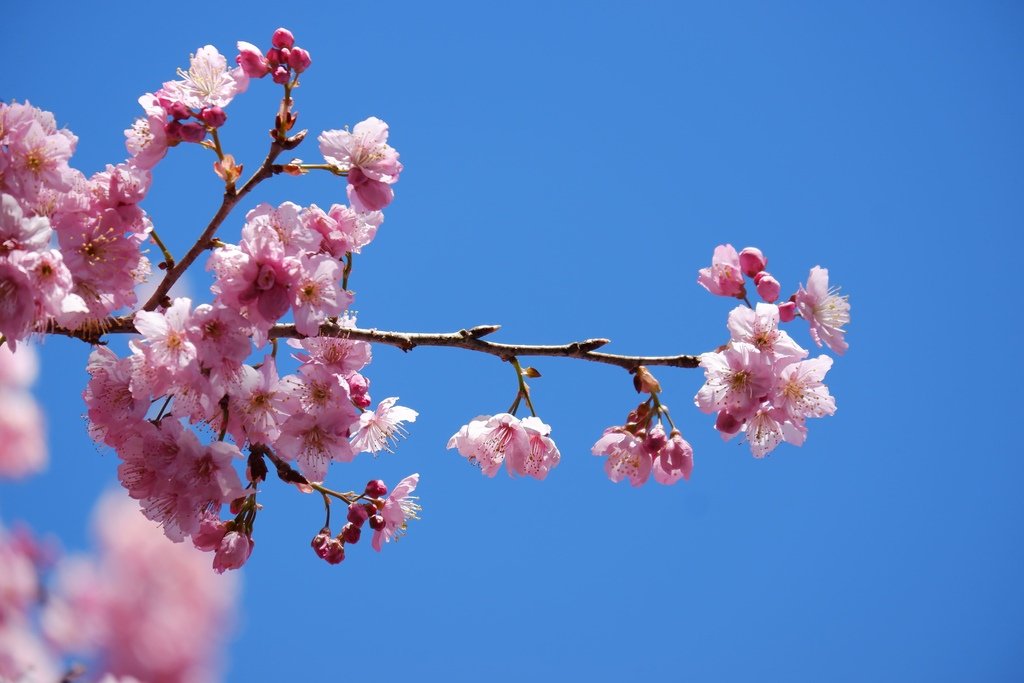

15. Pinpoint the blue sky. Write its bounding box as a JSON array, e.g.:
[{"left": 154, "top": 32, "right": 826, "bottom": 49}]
[{"left": 3, "top": 1, "right": 1023, "bottom": 681}]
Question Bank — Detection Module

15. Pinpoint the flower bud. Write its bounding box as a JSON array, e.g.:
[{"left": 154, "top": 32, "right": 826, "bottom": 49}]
[
  {"left": 715, "top": 411, "right": 743, "bottom": 435},
  {"left": 179, "top": 122, "right": 206, "bottom": 143},
  {"left": 237, "top": 41, "right": 271, "bottom": 78},
  {"left": 265, "top": 48, "right": 281, "bottom": 66},
  {"left": 271, "top": 28, "right": 295, "bottom": 49},
  {"left": 278, "top": 47, "right": 291, "bottom": 65},
  {"left": 364, "top": 479, "right": 388, "bottom": 498},
  {"left": 739, "top": 247, "right": 767, "bottom": 278},
  {"left": 271, "top": 66, "right": 290, "bottom": 84},
  {"left": 199, "top": 106, "right": 227, "bottom": 128},
  {"left": 346, "top": 502, "right": 369, "bottom": 526},
  {"left": 778, "top": 300, "right": 797, "bottom": 323},
  {"left": 633, "top": 366, "right": 661, "bottom": 394},
  {"left": 160, "top": 98, "right": 191, "bottom": 121},
  {"left": 755, "top": 273, "right": 781, "bottom": 303},
  {"left": 341, "top": 523, "right": 361, "bottom": 544},
  {"left": 288, "top": 47, "right": 312, "bottom": 73},
  {"left": 368, "top": 514, "right": 386, "bottom": 531},
  {"left": 213, "top": 532, "right": 253, "bottom": 573}
]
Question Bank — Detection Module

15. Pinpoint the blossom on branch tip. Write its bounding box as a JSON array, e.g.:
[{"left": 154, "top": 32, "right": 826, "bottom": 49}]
[
  {"left": 372, "top": 473, "right": 421, "bottom": 552},
  {"left": 796, "top": 266, "right": 850, "bottom": 355},
  {"left": 447, "top": 413, "right": 559, "bottom": 479},
  {"left": 697, "top": 243, "right": 746, "bottom": 298}
]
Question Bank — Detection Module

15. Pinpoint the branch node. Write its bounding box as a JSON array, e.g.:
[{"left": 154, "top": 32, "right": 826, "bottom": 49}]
[
  {"left": 466, "top": 324, "right": 501, "bottom": 338},
  {"left": 576, "top": 338, "right": 611, "bottom": 353}
]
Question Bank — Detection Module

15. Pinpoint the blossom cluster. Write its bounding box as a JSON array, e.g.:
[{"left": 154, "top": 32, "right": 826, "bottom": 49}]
[
  {"left": 0, "top": 493, "right": 237, "bottom": 683},
  {"left": 695, "top": 244, "right": 848, "bottom": 457},
  {"left": 0, "top": 345, "right": 45, "bottom": 478},
  {"left": 448, "top": 413, "right": 561, "bottom": 479},
  {"left": 1, "top": 101, "right": 155, "bottom": 344},
  {"left": 311, "top": 474, "right": 421, "bottom": 564}
]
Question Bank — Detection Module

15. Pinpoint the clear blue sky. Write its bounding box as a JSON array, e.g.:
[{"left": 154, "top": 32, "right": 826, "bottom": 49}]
[{"left": 3, "top": 1, "right": 1023, "bottom": 681}]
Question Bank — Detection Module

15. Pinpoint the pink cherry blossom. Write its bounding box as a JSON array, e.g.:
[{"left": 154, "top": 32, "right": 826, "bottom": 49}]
[
  {"left": 447, "top": 413, "right": 533, "bottom": 477},
  {"left": 774, "top": 355, "right": 837, "bottom": 421},
  {"left": 695, "top": 342, "right": 774, "bottom": 422},
  {"left": 0, "top": 392, "right": 46, "bottom": 479},
  {"left": 371, "top": 473, "right": 421, "bottom": 552},
  {"left": 592, "top": 428, "right": 651, "bottom": 486},
  {"left": 351, "top": 397, "right": 418, "bottom": 455},
  {"left": 212, "top": 530, "right": 253, "bottom": 573},
  {"left": 697, "top": 243, "right": 746, "bottom": 298},
  {"left": 738, "top": 246, "right": 767, "bottom": 278},
  {"left": 650, "top": 427, "right": 694, "bottom": 485},
  {"left": 796, "top": 266, "right": 850, "bottom": 355},
  {"left": 318, "top": 117, "right": 402, "bottom": 211},
  {"left": 160, "top": 45, "right": 249, "bottom": 111},
  {"left": 507, "top": 416, "right": 561, "bottom": 480},
  {"left": 124, "top": 94, "right": 170, "bottom": 169},
  {"left": 726, "top": 303, "right": 807, "bottom": 366}
]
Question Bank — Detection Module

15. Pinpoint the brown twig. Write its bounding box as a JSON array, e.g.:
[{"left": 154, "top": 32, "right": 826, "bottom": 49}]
[{"left": 46, "top": 318, "right": 700, "bottom": 370}]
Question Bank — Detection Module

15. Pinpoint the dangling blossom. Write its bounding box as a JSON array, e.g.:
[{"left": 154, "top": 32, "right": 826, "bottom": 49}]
[
  {"left": 351, "top": 397, "right": 418, "bottom": 455},
  {"left": 796, "top": 266, "right": 850, "bottom": 355},
  {"left": 592, "top": 428, "right": 651, "bottom": 486},
  {"left": 371, "top": 473, "right": 421, "bottom": 551},
  {"left": 507, "top": 416, "right": 561, "bottom": 480},
  {"left": 697, "top": 243, "right": 746, "bottom": 298},
  {"left": 447, "top": 413, "right": 533, "bottom": 477}
]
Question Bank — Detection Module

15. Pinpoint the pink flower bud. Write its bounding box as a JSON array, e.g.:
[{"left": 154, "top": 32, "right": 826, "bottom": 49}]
[
  {"left": 739, "top": 247, "right": 767, "bottom": 278},
  {"left": 368, "top": 514, "right": 386, "bottom": 531},
  {"left": 265, "top": 48, "right": 281, "bottom": 66},
  {"left": 199, "top": 106, "right": 227, "bottom": 128},
  {"left": 237, "top": 41, "right": 271, "bottom": 78},
  {"left": 159, "top": 98, "right": 191, "bottom": 121},
  {"left": 271, "top": 66, "right": 290, "bottom": 84},
  {"left": 278, "top": 47, "right": 291, "bottom": 65},
  {"left": 322, "top": 538, "right": 345, "bottom": 564},
  {"left": 347, "top": 502, "right": 369, "bottom": 525},
  {"left": 212, "top": 531, "right": 253, "bottom": 573},
  {"left": 715, "top": 411, "right": 743, "bottom": 435},
  {"left": 311, "top": 529, "right": 331, "bottom": 558},
  {"left": 193, "top": 515, "right": 228, "bottom": 552},
  {"left": 271, "top": 28, "right": 295, "bottom": 49},
  {"left": 755, "top": 272, "right": 781, "bottom": 303},
  {"left": 364, "top": 479, "right": 388, "bottom": 498},
  {"left": 179, "top": 122, "right": 206, "bottom": 143},
  {"left": 288, "top": 47, "right": 312, "bottom": 73},
  {"left": 778, "top": 300, "right": 797, "bottom": 322},
  {"left": 341, "top": 523, "right": 361, "bottom": 544}
]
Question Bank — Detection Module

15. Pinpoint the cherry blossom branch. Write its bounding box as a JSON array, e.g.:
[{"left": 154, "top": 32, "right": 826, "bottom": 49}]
[
  {"left": 44, "top": 318, "right": 701, "bottom": 370},
  {"left": 269, "top": 322, "right": 702, "bottom": 370}
]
